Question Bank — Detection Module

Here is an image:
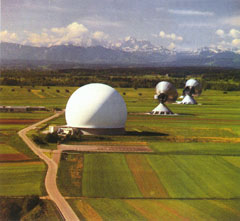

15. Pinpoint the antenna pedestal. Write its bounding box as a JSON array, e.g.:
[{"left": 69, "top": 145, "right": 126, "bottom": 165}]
[
  {"left": 150, "top": 103, "right": 174, "bottom": 115},
  {"left": 181, "top": 94, "right": 197, "bottom": 104}
]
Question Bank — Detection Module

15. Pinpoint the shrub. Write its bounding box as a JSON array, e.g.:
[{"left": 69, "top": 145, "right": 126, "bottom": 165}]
[
  {"left": 24, "top": 196, "right": 42, "bottom": 212},
  {"left": 0, "top": 196, "right": 43, "bottom": 221},
  {"left": 45, "top": 132, "right": 60, "bottom": 143},
  {"left": 61, "top": 152, "right": 68, "bottom": 161},
  {"left": 53, "top": 107, "right": 62, "bottom": 111},
  {"left": 56, "top": 89, "right": 60, "bottom": 93},
  {"left": 41, "top": 89, "right": 45, "bottom": 92},
  {"left": 138, "top": 93, "right": 142, "bottom": 96},
  {"left": 1, "top": 202, "right": 22, "bottom": 220},
  {"left": 11, "top": 88, "right": 15, "bottom": 91},
  {"left": 68, "top": 132, "right": 82, "bottom": 141},
  {"left": 32, "top": 134, "right": 47, "bottom": 145},
  {"left": 123, "top": 92, "right": 126, "bottom": 95},
  {"left": 65, "top": 89, "right": 69, "bottom": 93}
]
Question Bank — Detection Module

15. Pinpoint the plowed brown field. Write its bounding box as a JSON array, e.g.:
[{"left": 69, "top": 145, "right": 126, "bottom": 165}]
[
  {"left": 125, "top": 154, "right": 169, "bottom": 198},
  {"left": 0, "top": 153, "right": 30, "bottom": 161},
  {"left": 76, "top": 200, "right": 102, "bottom": 221}
]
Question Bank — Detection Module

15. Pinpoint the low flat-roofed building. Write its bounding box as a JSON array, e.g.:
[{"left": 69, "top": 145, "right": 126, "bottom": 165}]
[
  {"left": 0, "top": 106, "right": 47, "bottom": 112},
  {"left": 49, "top": 125, "right": 77, "bottom": 137},
  {"left": 0, "top": 106, "right": 27, "bottom": 112}
]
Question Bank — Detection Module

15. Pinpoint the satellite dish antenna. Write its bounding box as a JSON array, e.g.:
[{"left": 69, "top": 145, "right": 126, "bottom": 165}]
[
  {"left": 181, "top": 79, "right": 202, "bottom": 104},
  {"left": 150, "top": 81, "right": 178, "bottom": 115}
]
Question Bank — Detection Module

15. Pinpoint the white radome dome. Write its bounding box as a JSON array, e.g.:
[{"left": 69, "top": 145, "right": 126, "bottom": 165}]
[
  {"left": 65, "top": 83, "right": 127, "bottom": 129},
  {"left": 185, "top": 79, "right": 202, "bottom": 97},
  {"left": 185, "top": 79, "right": 199, "bottom": 87}
]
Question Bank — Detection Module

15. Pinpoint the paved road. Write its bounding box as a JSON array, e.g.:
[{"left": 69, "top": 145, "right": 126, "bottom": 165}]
[{"left": 18, "top": 111, "right": 79, "bottom": 221}]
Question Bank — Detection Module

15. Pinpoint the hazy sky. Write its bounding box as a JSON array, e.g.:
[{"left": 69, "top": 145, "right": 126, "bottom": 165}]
[{"left": 1, "top": 0, "right": 240, "bottom": 50}]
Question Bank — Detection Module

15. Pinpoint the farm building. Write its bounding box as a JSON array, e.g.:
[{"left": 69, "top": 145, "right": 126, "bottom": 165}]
[
  {"left": 64, "top": 83, "right": 127, "bottom": 135},
  {"left": 0, "top": 106, "right": 47, "bottom": 112}
]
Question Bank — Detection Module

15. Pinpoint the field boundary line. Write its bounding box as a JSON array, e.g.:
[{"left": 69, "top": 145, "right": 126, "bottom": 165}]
[{"left": 63, "top": 196, "right": 240, "bottom": 200}]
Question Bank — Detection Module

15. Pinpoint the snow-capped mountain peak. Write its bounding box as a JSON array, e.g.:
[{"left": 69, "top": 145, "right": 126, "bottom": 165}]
[{"left": 111, "top": 36, "right": 169, "bottom": 53}]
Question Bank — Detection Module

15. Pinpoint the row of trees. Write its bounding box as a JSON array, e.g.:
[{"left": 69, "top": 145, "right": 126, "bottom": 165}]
[
  {"left": 1, "top": 67, "right": 240, "bottom": 90},
  {"left": 2, "top": 76, "right": 240, "bottom": 91}
]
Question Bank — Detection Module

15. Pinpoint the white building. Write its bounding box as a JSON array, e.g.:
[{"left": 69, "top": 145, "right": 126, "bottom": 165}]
[{"left": 65, "top": 83, "right": 127, "bottom": 135}]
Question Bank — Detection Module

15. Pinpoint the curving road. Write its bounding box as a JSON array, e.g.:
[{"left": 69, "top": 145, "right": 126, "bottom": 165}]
[{"left": 18, "top": 111, "right": 79, "bottom": 221}]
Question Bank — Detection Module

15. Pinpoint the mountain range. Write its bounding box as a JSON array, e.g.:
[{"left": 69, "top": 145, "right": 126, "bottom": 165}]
[{"left": 1, "top": 41, "right": 240, "bottom": 68}]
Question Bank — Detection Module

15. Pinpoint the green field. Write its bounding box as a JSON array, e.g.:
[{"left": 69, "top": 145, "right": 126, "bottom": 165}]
[
  {"left": 58, "top": 153, "right": 240, "bottom": 199},
  {"left": 0, "top": 162, "right": 46, "bottom": 196},
  {"left": 147, "top": 155, "right": 240, "bottom": 198},
  {"left": 82, "top": 154, "right": 142, "bottom": 198},
  {"left": 1, "top": 86, "right": 240, "bottom": 220},
  {"left": 0, "top": 144, "right": 20, "bottom": 154},
  {"left": 0, "top": 85, "right": 75, "bottom": 109},
  {"left": 67, "top": 198, "right": 240, "bottom": 220}
]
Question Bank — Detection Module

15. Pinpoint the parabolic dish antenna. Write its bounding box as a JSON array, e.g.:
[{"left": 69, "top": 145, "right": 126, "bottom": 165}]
[
  {"left": 181, "top": 79, "right": 202, "bottom": 104},
  {"left": 150, "top": 81, "right": 178, "bottom": 115}
]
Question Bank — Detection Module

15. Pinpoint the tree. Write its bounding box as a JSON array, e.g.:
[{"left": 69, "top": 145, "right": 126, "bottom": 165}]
[
  {"left": 32, "top": 134, "right": 47, "bottom": 145},
  {"left": 45, "top": 132, "right": 60, "bottom": 143},
  {"left": 1, "top": 202, "right": 22, "bottom": 220},
  {"left": 23, "top": 196, "right": 42, "bottom": 212}
]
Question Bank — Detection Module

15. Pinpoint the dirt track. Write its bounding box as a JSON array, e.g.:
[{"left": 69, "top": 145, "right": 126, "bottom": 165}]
[
  {"left": 18, "top": 111, "right": 79, "bottom": 221},
  {"left": 58, "top": 144, "right": 152, "bottom": 153}
]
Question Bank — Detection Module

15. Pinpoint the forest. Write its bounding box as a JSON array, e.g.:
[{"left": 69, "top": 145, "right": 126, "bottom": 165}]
[{"left": 1, "top": 67, "right": 240, "bottom": 91}]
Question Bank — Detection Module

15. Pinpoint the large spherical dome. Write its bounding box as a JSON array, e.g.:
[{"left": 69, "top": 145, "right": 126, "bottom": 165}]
[{"left": 65, "top": 83, "right": 127, "bottom": 129}]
